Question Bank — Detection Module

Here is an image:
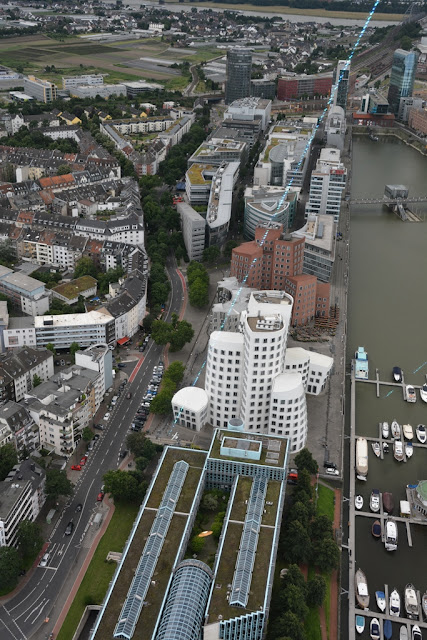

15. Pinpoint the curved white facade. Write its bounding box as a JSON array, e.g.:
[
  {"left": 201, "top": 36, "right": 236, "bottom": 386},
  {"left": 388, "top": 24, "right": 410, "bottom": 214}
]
[
  {"left": 269, "top": 372, "right": 307, "bottom": 452},
  {"left": 205, "top": 331, "right": 244, "bottom": 428},
  {"left": 284, "top": 346, "right": 333, "bottom": 395},
  {"left": 172, "top": 387, "right": 209, "bottom": 431}
]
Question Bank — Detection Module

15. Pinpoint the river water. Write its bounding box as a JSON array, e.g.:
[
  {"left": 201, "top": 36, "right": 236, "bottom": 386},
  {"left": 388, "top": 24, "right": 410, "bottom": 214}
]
[{"left": 347, "top": 137, "right": 427, "bottom": 638}]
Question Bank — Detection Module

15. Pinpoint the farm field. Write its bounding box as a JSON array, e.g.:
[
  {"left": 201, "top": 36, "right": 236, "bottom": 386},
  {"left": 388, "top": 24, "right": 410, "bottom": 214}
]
[{"left": 0, "top": 34, "right": 221, "bottom": 89}]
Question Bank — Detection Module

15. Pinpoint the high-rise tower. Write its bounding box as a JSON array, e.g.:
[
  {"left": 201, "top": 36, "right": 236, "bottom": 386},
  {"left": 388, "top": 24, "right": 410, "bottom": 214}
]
[
  {"left": 334, "top": 60, "right": 350, "bottom": 110},
  {"left": 387, "top": 49, "right": 418, "bottom": 114},
  {"left": 225, "top": 48, "right": 252, "bottom": 105}
]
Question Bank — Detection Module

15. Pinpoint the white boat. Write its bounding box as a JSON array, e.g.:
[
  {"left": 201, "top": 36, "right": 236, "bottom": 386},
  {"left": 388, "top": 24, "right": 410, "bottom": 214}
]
[
  {"left": 355, "top": 615, "right": 365, "bottom": 634},
  {"left": 420, "top": 383, "right": 427, "bottom": 403},
  {"left": 355, "top": 568, "right": 370, "bottom": 610},
  {"left": 370, "top": 618, "right": 380, "bottom": 640},
  {"left": 416, "top": 424, "right": 427, "bottom": 444},
  {"left": 356, "top": 437, "right": 368, "bottom": 480},
  {"left": 393, "top": 366, "right": 403, "bottom": 382},
  {"left": 423, "top": 591, "right": 427, "bottom": 618},
  {"left": 372, "top": 441, "right": 381, "bottom": 457},
  {"left": 355, "top": 495, "right": 364, "bottom": 510},
  {"left": 391, "top": 420, "right": 401, "bottom": 439},
  {"left": 375, "top": 590, "right": 386, "bottom": 612},
  {"left": 383, "top": 442, "right": 389, "bottom": 454},
  {"left": 406, "top": 442, "right": 413, "bottom": 458},
  {"left": 406, "top": 385, "right": 416, "bottom": 403},
  {"left": 405, "top": 584, "right": 418, "bottom": 618},
  {"left": 384, "top": 518, "right": 398, "bottom": 551},
  {"left": 403, "top": 424, "right": 414, "bottom": 440},
  {"left": 370, "top": 489, "right": 380, "bottom": 513},
  {"left": 382, "top": 421, "right": 390, "bottom": 439},
  {"left": 390, "top": 588, "right": 401, "bottom": 616},
  {"left": 394, "top": 440, "right": 404, "bottom": 461},
  {"left": 400, "top": 627, "right": 408, "bottom": 640},
  {"left": 354, "top": 347, "right": 369, "bottom": 380},
  {"left": 412, "top": 625, "right": 422, "bottom": 640}
]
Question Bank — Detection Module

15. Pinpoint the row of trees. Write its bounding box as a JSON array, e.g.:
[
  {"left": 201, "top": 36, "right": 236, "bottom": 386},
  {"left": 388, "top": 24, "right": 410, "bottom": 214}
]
[
  {"left": 151, "top": 314, "right": 194, "bottom": 354},
  {"left": 187, "top": 261, "right": 209, "bottom": 309},
  {"left": 150, "top": 361, "right": 185, "bottom": 415},
  {"left": 73, "top": 256, "right": 124, "bottom": 296},
  {"left": 6, "top": 128, "right": 78, "bottom": 155}
]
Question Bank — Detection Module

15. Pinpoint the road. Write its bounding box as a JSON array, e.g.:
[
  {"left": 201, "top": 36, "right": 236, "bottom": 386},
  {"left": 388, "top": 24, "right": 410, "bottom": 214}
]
[{"left": 0, "top": 259, "right": 184, "bottom": 640}]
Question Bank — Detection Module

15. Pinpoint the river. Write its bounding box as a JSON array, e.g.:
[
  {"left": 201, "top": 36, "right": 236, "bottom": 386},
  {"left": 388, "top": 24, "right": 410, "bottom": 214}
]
[{"left": 346, "top": 137, "right": 427, "bottom": 639}]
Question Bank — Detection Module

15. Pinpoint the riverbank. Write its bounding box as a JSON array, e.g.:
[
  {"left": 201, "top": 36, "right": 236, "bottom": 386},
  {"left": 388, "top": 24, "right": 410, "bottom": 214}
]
[{"left": 352, "top": 126, "right": 427, "bottom": 157}]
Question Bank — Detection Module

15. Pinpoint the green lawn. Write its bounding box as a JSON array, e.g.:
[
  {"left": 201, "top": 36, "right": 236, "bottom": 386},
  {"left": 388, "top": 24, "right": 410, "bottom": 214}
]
[
  {"left": 56, "top": 501, "right": 138, "bottom": 640},
  {"left": 316, "top": 484, "right": 335, "bottom": 521},
  {"left": 305, "top": 606, "right": 322, "bottom": 640}
]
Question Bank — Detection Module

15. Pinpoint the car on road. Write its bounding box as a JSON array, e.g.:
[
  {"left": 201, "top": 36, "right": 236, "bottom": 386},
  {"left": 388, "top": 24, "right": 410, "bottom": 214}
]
[
  {"left": 126, "top": 392, "right": 132, "bottom": 399},
  {"left": 71, "top": 464, "right": 81, "bottom": 471},
  {"left": 75, "top": 503, "right": 83, "bottom": 512},
  {"left": 95, "top": 424, "right": 104, "bottom": 430},
  {"left": 80, "top": 457, "right": 87, "bottom": 466},
  {"left": 120, "top": 450, "right": 128, "bottom": 458},
  {"left": 140, "top": 343, "right": 147, "bottom": 352},
  {"left": 39, "top": 553, "right": 50, "bottom": 567},
  {"left": 103, "top": 412, "right": 110, "bottom": 421},
  {"left": 97, "top": 492, "right": 104, "bottom": 502},
  {"left": 65, "top": 521, "right": 74, "bottom": 535},
  {"left": 118, "top": 363, "right": 126, "bottom": 369},
  {"left": 323, "top": 461, "right": 337, "bottom": 469}
]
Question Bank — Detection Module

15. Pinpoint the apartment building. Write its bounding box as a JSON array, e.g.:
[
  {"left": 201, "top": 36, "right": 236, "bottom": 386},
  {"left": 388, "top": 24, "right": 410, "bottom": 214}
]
[
  {"left": 0, "top": 265, "right": 49, "bottom": 316},
  {"left": 277, "top": 72, "right": 333, "bottom": 100},
  {"left": 185, "top": 164, "right": 217, "bottom": 205},
  {"left": 293, "top": 214, "right": 336, "bottom": 283},
  {"left": 23, "top": 76, "right": 57, "bottom": 103},
  {"left": 33, "top": 311, "right": 115, "bottom": 350},
  {"left": 305, "top": 148, "right": 347, "bottom": 222},
  {"left": 0, "top": 402, "right": 38, "bottom": 454},
  {"left": 177, "top": 202, "right": 206, "bottom": 262},
  {"left": 0, "top": 347, "right": 54, "bottom": 403},
  {"left": 75, "top": 343, "right": 113, "bottom": 404},
  {"left": 206, "top": 162, "right": 239, "bottom": 247},
  {"left": 243, "top": 186, "right": 291, "bottom": 240},
  {"left": 188, "top": 137, "right": 248, "bottom": 168},
  {"left": 62, "top": 74, "right": 105, "bottom": 90}
]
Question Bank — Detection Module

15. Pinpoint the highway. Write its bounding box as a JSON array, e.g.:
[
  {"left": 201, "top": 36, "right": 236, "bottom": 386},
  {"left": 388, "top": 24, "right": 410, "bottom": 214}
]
[{"left": 0, "top": 258, "right": 184, "bottom": 640}]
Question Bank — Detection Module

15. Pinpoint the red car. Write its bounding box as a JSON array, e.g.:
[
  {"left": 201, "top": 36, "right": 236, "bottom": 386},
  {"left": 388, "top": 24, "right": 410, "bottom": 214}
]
[
  {"left": 71, "top": 465, "right": 82, "bottom": 471},
  {"left": 80, "top": 457, "right": 87, "bottom": 466},
  {"left": 97, "top": 492, "right": 105, "bottom": 502}
]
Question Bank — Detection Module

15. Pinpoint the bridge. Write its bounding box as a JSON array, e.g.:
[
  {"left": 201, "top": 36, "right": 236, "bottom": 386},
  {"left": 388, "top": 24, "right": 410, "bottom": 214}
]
[{"left": 350, "top": 195, "right": 427, "bottom": 205}]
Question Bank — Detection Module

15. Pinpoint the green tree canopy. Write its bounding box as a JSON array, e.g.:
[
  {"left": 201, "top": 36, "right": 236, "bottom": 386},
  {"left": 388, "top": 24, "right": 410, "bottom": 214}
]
[
  {"left": 126, "top": 432, "right": 156, "bottom": 460},
  {"left": 74, "top": 256, "right": 97, "bottom": 279},
  {"left": 312, "top": 536, "right": 340, "bottom": 573},
  {"left": 46, "top": 343, "right": 56, "bottom": 356},
  {"left": 82, "top": 427, "right": 93, "bottom": 442},
  {"left": 163, "top": 361, "right": 185, "bottom": 385},
  {"left": 202, "top": 246, "right": 220, "bottom": 264},
  {"left": 18, "top": 520, "right": 43, "bottom": 559},
  {"left": 0, "top": 444, "right": 18, "bottom": 481},
  {"left": 190, "top": 534, "right": 205, "bottom": 554},
  {"left": 57, "top": 164, "right": 71, "bottom": 175},
  {"left": 279, "top": 583, "right": 309, "bottom": 621},
  {"left": 32, "top": 374, "right": 42, "bottom": 388},
  {"left": 284, "top": 520, "right": 312, "bottom": 565},
  {"left": 0, "top": 547, "right": 21, "bottom": 592},
  {"left": 189, "top": 277, "right": 209, "bottom": 308},
  {"left": 103, "top": 469, "right": 143, "bottom": 503},
  {"left": 294, "top": 447, "right": 318, "bottom": 474},
  {"left": 70, "top": 342, "right": 81, "bottom": 361},
  {"left": 306, "top": 575, "right": 327, "bottom": 607},
  {"left": 46, "top": 468, "right": 73, "bottom": 502}
]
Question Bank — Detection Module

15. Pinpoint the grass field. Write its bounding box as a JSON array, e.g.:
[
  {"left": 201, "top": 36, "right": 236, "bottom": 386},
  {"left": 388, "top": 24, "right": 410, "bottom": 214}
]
[
  {"left": 0, "top": 35, "right": 221, "bottom": 88},
  {"left": 316, "top": 483, "right": 335, "bottom": 521},
  {"left": 164, "top": 1, "right": 403, "bottom": 21}
]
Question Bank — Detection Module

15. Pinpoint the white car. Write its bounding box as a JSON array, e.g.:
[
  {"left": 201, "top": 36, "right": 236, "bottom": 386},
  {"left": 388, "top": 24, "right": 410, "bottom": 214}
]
[
  {"left": 39, "top": 553, "right": 50, "bottom": 567},
  {"left": 325, "top": 467, "right": 339, "bottom": 476},
  {"left": 103, "top": 412, "right": 110, "bottom": 421}
]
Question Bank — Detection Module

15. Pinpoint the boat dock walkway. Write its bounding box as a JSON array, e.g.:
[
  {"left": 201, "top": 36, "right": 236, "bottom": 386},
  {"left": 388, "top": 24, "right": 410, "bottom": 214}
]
[
  {"left": 360, "top": 369, "right": 424, "bottom": 399},
  {"left": 356, "top": 606, "right": 427, "bottom": 636}
]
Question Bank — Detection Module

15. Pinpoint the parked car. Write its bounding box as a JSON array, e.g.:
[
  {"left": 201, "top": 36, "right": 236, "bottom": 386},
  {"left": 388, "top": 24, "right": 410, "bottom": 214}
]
[
  {"left": 39, "top": 553, "right": 50, "bottom": 567},
  {"left": 95, "top": 424, "right": 104, "bottom": 430},
  {"left": 97, "top": 492, "right": 104, "bottom": 502},
  {"left": 71, "top": 465, "right": 81, "bottom": 471},
  {"left": 65, "top": 521, "right": 74, "bottom": 536},
  {"left": 103, "top": 412, "right": 110, "bottom": 421},
  {"left": 118, "top": 363, "right": 126, "bottom": 369},
  {"left": 93, "top": 434, "right": 100, "bottom": 441},
  {"left": 120, "top": 450, "right": 128, "bottom": 458},
  {"left": 126, "top": 392, "right": 132, "bottom": 399},
  {"left": 325, "top": 466, "right": 339, "bottom": 476},
  {"left": 80, "top": 457, "right": 87, "bottom": 466}
]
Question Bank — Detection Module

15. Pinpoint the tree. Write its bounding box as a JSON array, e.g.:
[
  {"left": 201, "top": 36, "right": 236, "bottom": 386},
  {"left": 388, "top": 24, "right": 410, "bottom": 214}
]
[
  {"left": 126, "top": 432, "right": 156, "bottom": 460},
  {"left": 46, "top": 343, "right": 56, "bottom": 356},
  {"left": 310, "top": 515, "right": 333, "bottom": 542},
  {"left": 74, "top": 256, "right": 97, "bottom": 279},
  {"left": 103, "top": 469, "right": 142, "bottom": 502},
  {"left": 279, "top": 583, "right": 309, "bottom": 620},
  {"left": 163, "top": 361, "right": 185, "bottom": 385},
  {"left": 190, "top": 534, "right": 205, "bottom": 554},
  {"left": 202, "top": 246, "right": 220, "bottom": 264},
  {"left": 0, "top": 547, "right": 21, "bottom": 591},
  {"left": 70, "top": 341, "right": 80, "bottom": 362},
  {"left": 306, "top": 575, "right": 327, "bottom": 607},
  {"left": 189, "top": 277, "right": 209, "bottom": 308},
  {"left": 82, "top": 427, "right": 93, "bottom": 442},
  {"left": 57, "top": 164, "right": 71, "bottom": 175},
  {"left": 18, "top": 520, "right": 43, "bottom": 559},
  {"left": 150, "top": 392, "right": 173, "bottom": 415},
  {"left": 201, "top": 493, "right": 218, "bottom": 511},
  {"left": 281, "top": 564, "right": 307, "bottom": 596},
  {"left": 0, "top": 240, "right": 16, "bottom": 268},
  {"left": 284, "top": 520, "right": 312, "bottom": 565},
  {"left": 268, "top": 611, "right": 306, "bottom": 640},
  {"left": 0, "top": 444, "right": 18, "bottom": 481},
  {"left": 46, "top": 469, "right": 73, "bottom": 502},
  {"left": 312, "top": 537, "right": 340, "bottom": 573},
  {"left": 294, "top": 447, "right": 318, "bottom": 474},
  {"left": 32, "top": 374, "right": 42, "bottom": 388},
  {"left": 224, "top": 239, "right": 238, "bottom": 260},
  {"left": 287, "top": 501, "right": 310, "bottom": 529},
  {"left": 293, "top": 469, "right": 313, "bottom": 502},
  {"left": 170, "top": 319, "right": 194, "bottom": 352}
]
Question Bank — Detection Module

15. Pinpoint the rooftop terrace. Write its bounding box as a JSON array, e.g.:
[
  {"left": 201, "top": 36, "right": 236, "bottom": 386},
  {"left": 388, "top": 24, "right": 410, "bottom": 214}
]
[{"left": 209, "top": 429, "right": 287, "bottom": 469}]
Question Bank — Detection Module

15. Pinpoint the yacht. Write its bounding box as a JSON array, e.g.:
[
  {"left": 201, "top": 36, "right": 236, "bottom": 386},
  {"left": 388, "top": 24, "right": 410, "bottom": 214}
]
[
  {"left": 403, "top": 424, "right": 414, "bottom": 440},
  {"left": 405, "top": 442, "right": 413, "bottom": 458},
  {"left": 382, "top": 421, "right": 390, "bottom": 439},
  {"left": 354, "top": 347, "right": 369, "bottom": 380},
  {"left": 400, "top": 627, "right": 408, "bottom": 640},
  {"left": 406, "top": 385, "right": 416, "bottom": 403},
  {"left": 383, "top": 492, "right": 394, "bottom": 514},
  {"left": 393, "top": 366, "right": 403, "bottom": 382},
  {"left": 384, "top": 518, "right": 398, "bottom": 551},
  {"left": 356, "top": 437, "right": 368, "bottom": 480},
  {"left": 372, "top": 520, "right": 381, "bottom": 538},
  {"left": 384, "top": 620, "right": 392, "bottom": 640},
  {"left": 355, "top": 568, "right": 370, "bottom": 610},
  {"left": 416, "top": 424, "right": 426, "bottom": 443},
  {"left": 383, "top": 442, "right": 389, "bottom": 454},
  {"left": 412, "top": 625, "right": 422, "bottom": 640},
  {"left": 370, "top": 489, "right": 380, "bottom": 513},
  {"left": 405, "top": 584, "right": 418, "bottom": 618},
  {"left": 375, "top": 590, "right": 386, "bottom": 611},
  {"left": 371, "top": 441, "right": 381, "bottom": 457},
  {"left": 355, "top": 495, "right": 364, "bottom": 510},
  {"left": 423, "top": 591, "right": 427, "bottom": 618},
  {"left": 390, "top": 588, "right": 401, "bottom": 616},
  {"left": 355, "top": 615, "right": 365, "bottom": 634},
  {"left": 420, "top": 383, "right": 427, "bottom": 403},
  {"left": 391, "top": 420, "right": 401, "bottom": 439},
  {"left": 394, "top": 440, "right": 404, "bottom": 461},
  {"left": 370, "top": 618, "right": 380, "bottom": 640}
]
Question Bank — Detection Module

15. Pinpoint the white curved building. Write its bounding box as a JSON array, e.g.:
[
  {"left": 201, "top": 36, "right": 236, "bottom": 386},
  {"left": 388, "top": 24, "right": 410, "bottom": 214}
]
[
  {"left": 269, "top": 372, "right": 307, "bottom": 452},
  {"left": 205, "top": 331, "right": 244, "bottom": 428},
  {"left": 284, "top": 346, "right": 333, "bottom": 395},
  {"left": 171, "top": 387, "right": 209, "bottom": 431}
]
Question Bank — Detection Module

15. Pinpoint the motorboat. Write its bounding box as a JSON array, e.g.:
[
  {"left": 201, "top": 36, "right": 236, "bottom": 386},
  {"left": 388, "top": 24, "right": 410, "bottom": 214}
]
[
  {"left": 370, "top": 489, "right": 380, "bottom": 513},
  {"left": 412, "top": 625, "right": 422, "bottom": 640},
  {"left": 416, "top": 424, "right": 427, "bottom": 443},
  {"left": 355, "top": 615, "right": 365, "bottom": 634},
  {"left": 383, "top": 442, "right": 390, "bottom": 454},
  {"left": 422, "top": 591, "right": 427, "bottom": 618},
  {"left": 356, "top": 437, "right": 368, "bottom": 480},
  {"left": 394, "top": 440, "right": 404, "bottom": 461},
  {"left": 406, "top": 385, "right": 416, "bottom": 403},
  {"left": 403, "top": 424, "right": 414, "bottom": 440},
  {"left": 405, "top": 584, "right": 418, "bottom": 618},
  {"left": 354, "top": 347, "right": 369, "bottom": 380},
  {"left": 372, "top": 520, "right": 382, "bottom": 538},
  {"left": 390, "top": 588, "right": 401, "bottom": 616},
  {"left": 401, "top": 627, "right": 409, "bottom": 640},
  {"left": 370, "top": 618, "right": 380, "bottom": 640},
  {"left": 355, "top": 495, "right": 364, "bottom": 510},
  {"left": 384, "top": 518, "right": 398, "bottom": 551},
  {"left": 383, "top": 492, "right": 394, "bottom": 514},
  {"left": 393, "top": 366, "right": 403, "bottom": 382},
  {"left": 420, "top": 383, "right": 427, "bottom": 403},
  {"left": 372, "top": 441, "right": 381, "bottom": 457},
  {"left": 382, "top": 421, "right": 390, "bottom": 439},
  {"left": 376, "top": 590, "right": 386, "bottom": 611},
  {"left": 355, "top": 568, "right": 370, "bottom": 609},
  {"left": 391, "top": 420, "right": 401, "bottom": 439},
  {"left": 384, "top": 620, "right": 392, "bottom": 640},
  {"left": 406, "top": 442, "right": 413, "bottom": 458}
]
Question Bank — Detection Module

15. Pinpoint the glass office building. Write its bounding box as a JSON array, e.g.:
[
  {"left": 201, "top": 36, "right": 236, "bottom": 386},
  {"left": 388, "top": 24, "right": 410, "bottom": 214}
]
[
  {"left": 387, "top": 49, "right": 418, "bottom": 114},
  {"left": 225, "top": 48, "right": 252, "bottom": 105}
]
